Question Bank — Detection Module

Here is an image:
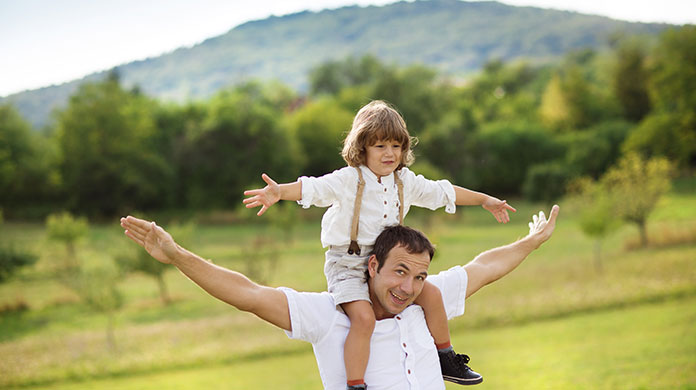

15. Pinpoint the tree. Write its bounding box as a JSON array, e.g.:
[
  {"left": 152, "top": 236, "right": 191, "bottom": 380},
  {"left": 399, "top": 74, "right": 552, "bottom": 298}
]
[
  {"left": 601, "top": 153, "right": 672, "bottom": 247},
  {"left": 117, "top": 221, "right": 194, "bottom": 305},
  {"left": 287, "top": 99, "right": 353, "bottom": 177},
  {"left": 624, "top": 26, "right": 696, "bottom": 168},
  {"left": 178, "top": 82, "right": 300, "bottom": 209},
  {"left": 611, "top": 38, "right": 651, "bottom": 122},
  {"left": 74, "top": 257, "right": 124, "bottom": 351},
  {"left": 46, "top": 211, "right": 88, "bottom": 273},
  {"left": 55, "top": 72, "right": 173, "bottom": 217},
  {"left": 0, "top": 104, "right": 56, "bottom": 216},
  {"left": 568, "top": 177, "right": 622, "bottom": 271}
]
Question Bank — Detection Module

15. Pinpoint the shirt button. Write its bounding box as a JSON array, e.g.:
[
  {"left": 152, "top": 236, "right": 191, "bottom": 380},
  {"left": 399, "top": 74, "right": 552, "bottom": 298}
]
[
  {"left": 383, "top": 214, "right": 387, "bottom": 218},
  {"left": 396, "top": 316, "right": 401, "bottom": 320},
  {"left": 384, "top": 201, "right": 387, "bottom": 205},
  {"left": 408, "top": 369, "right": 411, "bottom": 374},
  {"left": 384, "top": 188, "right": 387, "bottom": 192},
  {"left": 403, "top": 343, "right": 407, "bottom": 348}
]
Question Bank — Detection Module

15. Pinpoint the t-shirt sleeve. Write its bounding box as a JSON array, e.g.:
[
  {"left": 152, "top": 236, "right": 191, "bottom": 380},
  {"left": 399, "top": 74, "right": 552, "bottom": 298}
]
[
  {"left": 297, "top": 167, "right": 353, "bottom": 209},
  {"left": 425, "top": 266, "right": 468, "bottom": 319},
  {"left": 279, "top": 287, "right": 336, "bottom": 344},
  {"left": 400, "top": 168, "right": 456, "bottom": 214}
]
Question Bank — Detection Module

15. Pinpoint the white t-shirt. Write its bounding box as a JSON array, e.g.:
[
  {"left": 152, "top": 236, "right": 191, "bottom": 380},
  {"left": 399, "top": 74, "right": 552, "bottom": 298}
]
[
  {"left": 280, "top": 265, "right": 468, "bottom": 390},
  {"left": 298, "top": 165, "right": 456, "bottom": 248}
]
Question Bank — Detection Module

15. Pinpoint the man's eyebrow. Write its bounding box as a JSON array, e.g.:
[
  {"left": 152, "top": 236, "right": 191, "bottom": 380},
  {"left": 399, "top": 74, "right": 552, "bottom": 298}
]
[{"left": 396, "top": 262, "right": 428, "bottom": 278}]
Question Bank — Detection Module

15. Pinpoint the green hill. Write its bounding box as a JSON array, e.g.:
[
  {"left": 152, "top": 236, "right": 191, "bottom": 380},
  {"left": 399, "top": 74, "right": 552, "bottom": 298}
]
[{"left": 2, "top": 0, "right": 668, "bottom": 129}]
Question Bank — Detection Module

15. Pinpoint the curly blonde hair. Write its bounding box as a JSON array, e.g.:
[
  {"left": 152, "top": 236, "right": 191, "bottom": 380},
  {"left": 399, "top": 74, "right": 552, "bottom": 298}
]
[{"left": 341, "top": 100, "right": 416, "bottom": 169}]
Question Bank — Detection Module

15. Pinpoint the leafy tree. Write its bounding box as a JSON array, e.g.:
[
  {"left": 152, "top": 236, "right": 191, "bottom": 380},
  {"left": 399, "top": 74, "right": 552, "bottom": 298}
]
[
  {"left": 625, "top": 26, "right": 696, "bottom": 167},
  {"left": 46, "top": 211, "right": 88, "bottom": 271},
  {"left": 55, "top": 71, "right": 173, "bottom": 217},
  {"left": 473, "top": 122, "right": 564, "bottom": 195},
  {"left": 539, "top": 51, "right": 620, "bottom": 131},
  {"left": 568, "top": 177, "right": 622, "bottom": 271},
  {"left": 0, "top": 246, "right": 37, "bottom": 284},
  {"left": 601, "top": 153, "right": 672, "bottom": 247},
  {"left": 611, "top": 38, "right": 651, "bottom": 122},
  {"left": 522, "top": 161, "right": 574, "bottom": 203},
  {"left": 178, "top": 82, "right": 300, "bottom": 209},
  {"left": 73, "top": 257, "right": 124, "bottom": 351},
  {"left": 118, "top": 221, "right": 194, "bottom": 305},
  {"left": 0, "top": 104, "right": 56, "bottom": 216},
  {"left": 419, "top": 107, "right": 480, "bottom": 188},
  {"left": 287, "top": 99, "right": 353, "bottom": 176}
]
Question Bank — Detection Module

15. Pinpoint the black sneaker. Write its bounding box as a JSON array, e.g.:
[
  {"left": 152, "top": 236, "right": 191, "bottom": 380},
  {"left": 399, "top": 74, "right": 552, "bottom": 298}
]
[{"left": 438, "top": 349, "right": 483, "bottom": 385}]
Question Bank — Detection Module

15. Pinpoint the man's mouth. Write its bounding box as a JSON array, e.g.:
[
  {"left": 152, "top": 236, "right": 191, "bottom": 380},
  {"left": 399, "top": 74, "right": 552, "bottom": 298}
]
[{"left": 390, "top": 290, "right": 408, "bottom": 305}]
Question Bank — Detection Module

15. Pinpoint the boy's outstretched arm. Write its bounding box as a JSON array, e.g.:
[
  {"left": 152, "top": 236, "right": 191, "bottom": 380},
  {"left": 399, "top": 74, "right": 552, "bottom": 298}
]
[
  {"left": 120, "top": 216, "right": 292, "bottom": 330},
  {"left": 243, "top": 173, "right": 302, "bottom": 216},
  {"left": 453, "top": 185, "right": 516, "bottom": 223}
]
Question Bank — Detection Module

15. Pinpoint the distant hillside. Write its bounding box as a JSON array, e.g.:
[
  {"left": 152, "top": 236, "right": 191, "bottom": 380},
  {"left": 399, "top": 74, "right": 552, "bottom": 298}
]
[{"left": 2, "top": 0, "right": 668, "bottom": 129}]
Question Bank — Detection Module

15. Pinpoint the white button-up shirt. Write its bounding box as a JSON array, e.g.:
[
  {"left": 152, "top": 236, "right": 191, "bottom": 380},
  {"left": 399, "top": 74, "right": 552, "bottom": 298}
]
[
  {"left": 281, "top": 265, "right": 468, "bottom": 390},
  {"left": 298, "top": 166, "right": 456, "bottom": 248}
]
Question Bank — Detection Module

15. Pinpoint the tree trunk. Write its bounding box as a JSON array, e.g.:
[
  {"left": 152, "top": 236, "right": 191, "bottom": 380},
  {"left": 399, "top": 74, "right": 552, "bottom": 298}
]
[
  {"left": 157, "top": 274, "right": 171, "bottom": 305},
  {"left": 106, "top": 311, "right": 117, "bottom": 352},
  {"left": 638, "top": 219, "right": 648, "bottom": 247}
]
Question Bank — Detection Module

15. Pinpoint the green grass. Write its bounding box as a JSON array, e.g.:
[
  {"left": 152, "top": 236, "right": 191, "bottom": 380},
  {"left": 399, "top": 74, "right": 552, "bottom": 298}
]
[
  {"left": 0, "top": 192, "right": 695, "bottom": 388},
  {"left": 6, "top": 296, "right": 694, "bottom": 390}
]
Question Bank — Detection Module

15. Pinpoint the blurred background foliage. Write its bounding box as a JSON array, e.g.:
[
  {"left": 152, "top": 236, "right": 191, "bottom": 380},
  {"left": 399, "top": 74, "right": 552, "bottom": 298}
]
[{"left": 1, "top": 26, "right": 694, "bottom": 220}]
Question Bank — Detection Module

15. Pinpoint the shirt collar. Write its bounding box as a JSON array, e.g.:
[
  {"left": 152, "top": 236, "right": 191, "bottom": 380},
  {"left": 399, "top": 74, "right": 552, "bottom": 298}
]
[{"left": 359, "top": 165, "right": 395, "bottom": 187}]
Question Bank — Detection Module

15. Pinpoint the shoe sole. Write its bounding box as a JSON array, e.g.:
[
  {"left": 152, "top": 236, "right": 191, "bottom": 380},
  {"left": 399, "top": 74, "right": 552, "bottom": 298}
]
[{"left": 443, "top": 375, "right": 483, "bottom": 385}]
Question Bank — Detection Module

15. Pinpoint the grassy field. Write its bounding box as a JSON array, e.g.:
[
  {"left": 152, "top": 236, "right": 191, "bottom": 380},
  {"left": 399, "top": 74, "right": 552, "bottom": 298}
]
[{"left": 1, "top": 190, "right": 695, "bottom": 389}]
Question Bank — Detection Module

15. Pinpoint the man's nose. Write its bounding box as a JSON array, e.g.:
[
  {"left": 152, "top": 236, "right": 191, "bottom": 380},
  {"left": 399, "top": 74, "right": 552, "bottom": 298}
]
[{"left": 400, "top": 278, "right": 414, "bottom": 295}]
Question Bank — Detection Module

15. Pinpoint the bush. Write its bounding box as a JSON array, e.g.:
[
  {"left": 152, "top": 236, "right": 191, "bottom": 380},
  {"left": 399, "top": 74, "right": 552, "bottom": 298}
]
[
  {"left": 0, "top": 246, "right": 37, "bottom": 283},
  {"left": 523, "top": 162, "right": 574, "bottom": 203}
]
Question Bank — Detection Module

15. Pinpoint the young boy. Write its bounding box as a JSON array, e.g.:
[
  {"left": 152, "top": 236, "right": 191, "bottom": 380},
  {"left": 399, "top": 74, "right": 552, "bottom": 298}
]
[{"left": 244, "top": 100, "right": 515, "bottom": 388}]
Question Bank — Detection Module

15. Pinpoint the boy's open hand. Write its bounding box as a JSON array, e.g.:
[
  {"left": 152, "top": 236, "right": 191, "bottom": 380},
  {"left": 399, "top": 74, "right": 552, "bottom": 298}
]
[
  {"left": 243, "top": 173, "right": 281, "bottom": 216},
  {"left": 120, "top": 216, "right": 179, "bottom": 264},
  {"left": 482, "top": 197, "right": 516, "bottom": 223}
]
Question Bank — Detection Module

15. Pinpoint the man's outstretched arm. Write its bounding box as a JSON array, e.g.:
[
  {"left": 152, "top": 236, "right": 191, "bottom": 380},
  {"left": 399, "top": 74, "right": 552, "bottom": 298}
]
[
  {"left": 120, "top": 216, "right": 291, "bottom": 331},
  {"left": 464, "top": 205, "right": 560, "bottom": 298}
]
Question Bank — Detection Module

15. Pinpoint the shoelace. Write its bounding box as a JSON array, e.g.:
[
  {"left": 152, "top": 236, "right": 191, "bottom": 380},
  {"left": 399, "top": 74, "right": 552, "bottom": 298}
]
[{"left": 453, "top": 353, "right": 471, "bottom": 365}]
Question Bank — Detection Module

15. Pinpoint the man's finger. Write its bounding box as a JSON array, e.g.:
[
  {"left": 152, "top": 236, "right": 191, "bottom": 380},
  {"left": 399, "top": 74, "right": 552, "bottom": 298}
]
[
  {"left": 547, "top": 205, "right": 560, "bottom": 226},
  {"left": 505, "top": 203, "right": 517, "bottom": 212},
  {"left": 258, "top": 205, "right": 268, "bottom": 216},
  {"left": 122, "top": 217, "right": 149, "bottom": 237},
  {"left": 124, "top": 230, "right": 145, "bottom": 247}
]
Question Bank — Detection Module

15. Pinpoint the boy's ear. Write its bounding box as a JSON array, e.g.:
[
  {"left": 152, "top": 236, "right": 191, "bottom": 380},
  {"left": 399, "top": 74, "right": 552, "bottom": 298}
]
[{"left": 367, "top": 254, "right": 378, "bottom": 277}]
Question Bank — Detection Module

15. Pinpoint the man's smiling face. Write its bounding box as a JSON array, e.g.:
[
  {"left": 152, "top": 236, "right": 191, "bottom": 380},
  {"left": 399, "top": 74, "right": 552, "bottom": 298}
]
[{"left": 367, "top": 244, "right": 431, "bottom": 320}]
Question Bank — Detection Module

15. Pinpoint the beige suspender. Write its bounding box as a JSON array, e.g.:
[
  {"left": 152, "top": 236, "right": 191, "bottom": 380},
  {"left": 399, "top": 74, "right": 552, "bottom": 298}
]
[{"left": 347, "top": 167, "right": 404, "bottom": 255}]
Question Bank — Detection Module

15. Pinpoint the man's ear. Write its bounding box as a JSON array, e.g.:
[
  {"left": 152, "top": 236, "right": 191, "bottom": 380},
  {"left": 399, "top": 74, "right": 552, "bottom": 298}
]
[{"left": 367, "top": 254, "right": 378, "bottom": 278}]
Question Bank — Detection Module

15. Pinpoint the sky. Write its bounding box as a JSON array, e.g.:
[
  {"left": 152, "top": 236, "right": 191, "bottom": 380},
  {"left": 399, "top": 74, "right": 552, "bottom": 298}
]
[{"left": 1, "top": 0, "right": 694, "bottom": 98}]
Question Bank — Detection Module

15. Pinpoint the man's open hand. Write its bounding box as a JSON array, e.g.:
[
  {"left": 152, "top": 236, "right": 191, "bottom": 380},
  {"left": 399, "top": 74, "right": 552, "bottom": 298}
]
[
  {"left": 527, "top": 205, "right": 560, "bottom": 248},
  {"left": 120, "top": 216, "right": 179, "bottom": 264}
]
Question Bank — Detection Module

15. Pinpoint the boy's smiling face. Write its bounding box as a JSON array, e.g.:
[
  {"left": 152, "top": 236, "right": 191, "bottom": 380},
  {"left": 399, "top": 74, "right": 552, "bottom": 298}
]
[{"left": 365, "top": 139, "right": 402, "bottom": 179}]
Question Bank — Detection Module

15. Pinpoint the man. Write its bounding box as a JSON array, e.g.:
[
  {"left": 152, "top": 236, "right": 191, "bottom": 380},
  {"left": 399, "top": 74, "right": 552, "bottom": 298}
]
[{"left": 120, "top": 205, "right": 559, "bottom": 389}]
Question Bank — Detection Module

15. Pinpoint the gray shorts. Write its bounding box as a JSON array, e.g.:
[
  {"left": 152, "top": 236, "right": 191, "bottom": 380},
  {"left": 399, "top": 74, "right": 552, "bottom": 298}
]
[{"left": 324, "top": 245, "right": 373, "bottom": 306}]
